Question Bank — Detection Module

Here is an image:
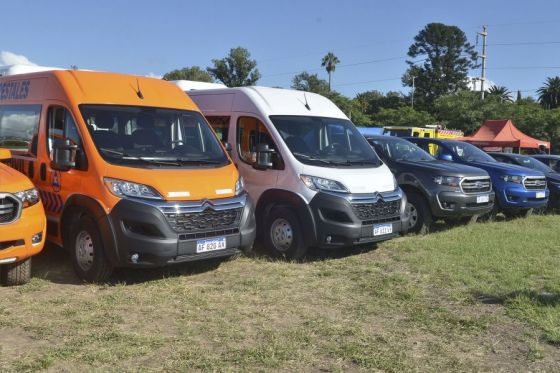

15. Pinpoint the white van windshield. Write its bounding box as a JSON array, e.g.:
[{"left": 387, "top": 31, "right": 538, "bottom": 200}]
[
  {"left": 269, "top": 116, "right": 381, "bottom": 167},
  {"left": 80, "top": 105, "right": 229, "bottom": 168}
]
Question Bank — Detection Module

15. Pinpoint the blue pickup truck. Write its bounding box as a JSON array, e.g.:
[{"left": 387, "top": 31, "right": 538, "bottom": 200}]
[{"left": 407, "top": 138, "right": 549, "bottom": 218}]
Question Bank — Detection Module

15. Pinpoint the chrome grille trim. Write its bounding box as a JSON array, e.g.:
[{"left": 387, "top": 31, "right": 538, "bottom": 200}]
[{"left": 0, "top": 193, "right": 22, "bottom": 225}]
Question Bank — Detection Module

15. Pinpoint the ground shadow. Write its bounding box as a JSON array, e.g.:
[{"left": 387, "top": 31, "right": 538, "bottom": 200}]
[{"left": 474, "top": 290, "right": 560, "bottom": 307}]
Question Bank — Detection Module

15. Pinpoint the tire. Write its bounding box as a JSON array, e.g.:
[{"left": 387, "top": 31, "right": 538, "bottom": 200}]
[
  {"left": 1, "top": 258, "right": 31, "bottom": 286},
  {"left": 504, "top": 208, "right": 533, "bottom": 219},
  {"left": 405, "top": 192, "right": 432, "bottom": 234},
  {"left": 264, "top": 206, "right": 307, "bottom": 260},
  {"left": 479, "top": 203, "right": 500, "bottom": 222},
  {"left": 67, "top": 215, "right": 114, "bottom": 283}
]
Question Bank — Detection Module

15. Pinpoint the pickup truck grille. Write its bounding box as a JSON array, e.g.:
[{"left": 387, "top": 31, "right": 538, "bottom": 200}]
[
  {"left": 461, "top": 177, "right": 492, "bottom": 193},
  {"left": 523, "top": 177, "right": 547, "bottom": 190},
  {"left": 164, "top": 208, "right": 242, "bottom": 233},
  {"left": 0, "top": 195, "right": 20, "bottom": 224},
  {"left": 352, "top": 200, "right": 401, "bottom": 222}
]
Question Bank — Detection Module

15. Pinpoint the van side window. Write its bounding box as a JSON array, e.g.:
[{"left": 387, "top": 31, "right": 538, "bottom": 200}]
[
  {"left": 206, "top": 116, "right": 230, "bottom": 143},
  {"left": 0, "top": 104, "right": 41, "bottom": 156},
  {"left": 237, "top": 116, "right": 281, "bottom": 168},
  {"left": 47, "top": 106, "right": 83, "bottom": 156}
]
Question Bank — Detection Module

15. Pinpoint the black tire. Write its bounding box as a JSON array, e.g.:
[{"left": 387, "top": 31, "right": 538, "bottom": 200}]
[
  {"left": 405, "top": 192, "right": 432, "bottom": 234},
  {"left": 1, "top": 258, "right": 31, "bottom": 286},
  {"left": 67, "top": 215, "right": 114, "bottom": 283},
  {"left": 504, "top": 208, "right": 533, "bottom": 220},
  {"left": 264, "top": 206, "right": 307, "bottom": 260}
]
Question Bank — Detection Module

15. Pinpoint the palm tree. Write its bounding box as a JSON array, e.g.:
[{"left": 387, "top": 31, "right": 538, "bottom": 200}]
[
  {"left": 321, "top": 52, "right": 340, "bottom": 91},
  {"left": 487, "top": 85, "right": 513, "bottom": 103},
  {"left": 537, "top": 76, "right": 560, "bottom": 109}
]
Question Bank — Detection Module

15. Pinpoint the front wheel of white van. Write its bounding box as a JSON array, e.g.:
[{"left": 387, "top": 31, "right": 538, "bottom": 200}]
[
  {"left": 264, "top": 207, "right": 306, "bottom": 260},
  {"left": 69, "top": 215, "right": 114, "bottom": 283}
]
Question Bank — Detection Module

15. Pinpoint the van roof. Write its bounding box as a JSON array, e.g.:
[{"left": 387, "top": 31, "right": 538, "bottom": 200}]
[
  {"left": 186, "top": 86, "right": 348, "bottom": 119},
  {"left": 0, "top": 70, "right": 198, "bottom": 110},
  {"left": 0, "top": 64, "right": 62, "bottom": 77}
]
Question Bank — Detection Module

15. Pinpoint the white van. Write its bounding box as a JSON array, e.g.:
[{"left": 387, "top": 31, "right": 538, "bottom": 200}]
[{"left": 181, "top": 83, "right": 407, "bottom": 259}]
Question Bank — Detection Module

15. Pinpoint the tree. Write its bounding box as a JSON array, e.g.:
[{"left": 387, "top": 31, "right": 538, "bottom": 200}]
[
  {"left": 162, "top": 66, "right": 213, "bottom": 82},
  {"left": 487, "top": 85, "right": 513, "bottom": 103},
  {"left": 517, "top": 90, "right": 522, "bottom": 102},
  {"left": 402, "top": 23, "right": 478, "bottom": 110},
  {"left": 291, "top": 72, "right": 329, "bottom": 94},
  {"left": 207, "top": 47, "right": 260, "bottom": 87},
  {"left": 537, "top": 76, "right": 560, "bottom": 109},
  {"left": 371, "top": 106, "right": 435, "bottom": 127},
  {"left": 321, "top": 52, "right": 340, "bottom": 91},
  {"left": 353, "top": 90, "right": 407, "bottom": 115}
]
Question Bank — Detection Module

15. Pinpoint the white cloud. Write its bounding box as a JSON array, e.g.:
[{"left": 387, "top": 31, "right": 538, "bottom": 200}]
[
  {"left": 0, "top": 51, "right": 37, "bottom": 66},
  {"left": 146, "top": 72, "right": 162, "bottom": 79}
]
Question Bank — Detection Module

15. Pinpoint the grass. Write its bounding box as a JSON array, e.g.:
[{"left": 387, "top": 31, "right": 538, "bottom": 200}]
[{"left": 0, "top": 215, "right": 559, "bottom": 371}]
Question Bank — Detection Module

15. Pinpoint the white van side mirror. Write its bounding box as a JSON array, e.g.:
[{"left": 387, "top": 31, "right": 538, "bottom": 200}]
[{"left": 254, "top": 143, "right": 274, "bottom": 170}]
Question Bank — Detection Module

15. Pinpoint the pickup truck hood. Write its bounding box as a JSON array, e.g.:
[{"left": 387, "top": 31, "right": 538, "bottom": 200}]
[
  {"left": 547, "top": 172, "right": 560, "bottom": 183},
  {"left": 0, "top": 163, "right": 33, "bottom": 193},
  {"left": 400, "top": 160, "right": 489, "bottom": 177},
  {"left": 467, "top": 161, "right": 545, "bottom": 177}
]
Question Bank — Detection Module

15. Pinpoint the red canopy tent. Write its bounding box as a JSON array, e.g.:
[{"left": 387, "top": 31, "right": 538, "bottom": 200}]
[{"left": 460, "top": 119, "right": 550, "bottom": 150}]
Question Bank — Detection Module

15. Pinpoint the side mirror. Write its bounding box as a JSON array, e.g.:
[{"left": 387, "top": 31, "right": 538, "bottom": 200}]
[
  {"left": 438, "top": 153, "right": 453, "bottom": 162},
  {"left": 0, "top": 148, "right": 11, "bottom": 161},
  {"left": 253, "top": 143, "right": 274, "bottom": 170},
  {"left": 51, "top": 139, "right": 78, "bottom": 171},
  {"left": 223, "top": 141, "right": 232, "bottom": 154}
]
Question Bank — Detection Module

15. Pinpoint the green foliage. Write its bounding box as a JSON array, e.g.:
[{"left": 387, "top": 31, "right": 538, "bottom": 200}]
[
  {"left": 291, "top": 72, "right": 330, "bottom": 95},
  {"left": 371, "top": 106, "right": 435, "bottom": 127},
  {"left": 207, "top": 47, "right": 261, "bottom": 87},
  {"left": 162, "top": 66, "right": 214, "bottom": 82},
  {"left": 354, "top": 90, "right": 407, "bottom": 115},
  {"left": 321, "top": 52, "right": 340, "bottom": 90},
  {"left": 487, "top": 85, "right": 513, "bottom": 103},
  {"left": 324, "top": 91, "right": 372, "bottom": 125},
  {"left": 403, "top": 23, "right": 478, "bottom": 110},
  {"left": 537, "top": 76, "right": 560, "bottom": 109}
]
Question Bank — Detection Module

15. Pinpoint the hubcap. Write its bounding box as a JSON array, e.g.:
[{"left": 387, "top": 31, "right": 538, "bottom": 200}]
[
  {"left": 75, "top": 230, "right": 94, "bottom": 271},
  {"left": 270, "top": 218, "right": 293, "bottom": 252},
  {"left": 406, "top": 202, "right": 418, "bottom": 229}
]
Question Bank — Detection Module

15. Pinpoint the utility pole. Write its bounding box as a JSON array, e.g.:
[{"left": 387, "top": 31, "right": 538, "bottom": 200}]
[
  {"left": 478, "top": 25, "right": 488, "bottom": 99},
  {"left": 411, "top": 76, "right": 416, "bottom": 109}
]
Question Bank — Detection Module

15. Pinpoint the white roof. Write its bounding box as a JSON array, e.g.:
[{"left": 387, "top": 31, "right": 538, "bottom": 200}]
[
  {"left": 0, "top": 64, "right": 62, "bottom": 77},
  {"left": 187, "top": 86, "right": 348, "bottom": 119},
  {"left": 171, "top": 80, "right": 227, "bottom": 91}
]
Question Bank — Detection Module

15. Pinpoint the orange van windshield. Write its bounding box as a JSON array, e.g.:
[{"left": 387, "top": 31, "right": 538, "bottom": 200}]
[{"left": 79, "top": 105, "right": 229, "bottom": 168}]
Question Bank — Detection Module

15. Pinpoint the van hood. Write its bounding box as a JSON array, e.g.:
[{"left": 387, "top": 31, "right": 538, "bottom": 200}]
[
  {"left": 468, "top": 161, "right": 545, "bottom": 177},
  {"left": 0, "top": 163, "right": 34, "bottom": 193},
  {"left": 104, "top": 163, "right": 240, "bottom": 201},
  {"left": 300, "top": 163, "right": 395, "bottom": 194},
  {"left": 400, "top": 160, "right": 488, "bottom": 177}
]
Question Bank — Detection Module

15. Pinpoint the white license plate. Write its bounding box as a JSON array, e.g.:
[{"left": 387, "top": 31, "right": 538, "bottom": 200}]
[
  {"left": 196, "top": 237, "right": 226, "bottom": 253},
  {"left": 373, "top": 223, "right": 393, "bottom": 236},
  {"left": 536, "top": 191, "right": 546, "bottom": 199},
  {"left": 476, "top": 194, "right": 490, "bottom": 203}
]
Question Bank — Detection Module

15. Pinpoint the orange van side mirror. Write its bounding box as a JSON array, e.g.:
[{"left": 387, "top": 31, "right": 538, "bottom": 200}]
[{"left": 0, "top": 148, "right": 12, "bottom": 160}]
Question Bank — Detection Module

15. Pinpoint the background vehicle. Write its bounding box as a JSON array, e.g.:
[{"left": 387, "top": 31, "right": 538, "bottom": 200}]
[
  {"left": 490, "top": 152, "right": 560, "bottom": 210},
  {"left": 0, "top": 70, "right": 255, "bottom": 282},
  {"left": 531, "top": 154, "right": 560, "bottom": 173},
  {"left": 185, "top": 84, "right": 408, "bottom": 259},
  {"left": 367, "top": 136, "right": 494, "bottom": 233},
  {"left": 408, "top": 138, "right": 549, "bottom": 218},
  {"left": 0, "top": 149, "right": 46, "bottom": 286},
  {"left": 383, "top": 125, "right": 463, "bottom": 139}
]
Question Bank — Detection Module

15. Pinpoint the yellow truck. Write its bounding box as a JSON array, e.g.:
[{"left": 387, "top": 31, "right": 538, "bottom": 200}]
[{"left": 383, "top": 125, "right": 464, "bottom": 139}]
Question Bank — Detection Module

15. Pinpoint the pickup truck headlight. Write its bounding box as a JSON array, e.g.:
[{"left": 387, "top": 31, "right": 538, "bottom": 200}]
[
  {"left": 300, "top": 174, "right": 349, "bottom": 192},
  {"left": 104, "top": 178, "right": 163, "bottom": 200},
  {"left": 432, "top": 175, "right": 461, "bottom": 187},
  {"left": 15, "top": 188, "right": 40, "bottom": 208},
  {"left": 500, "top": 175, "right": 523, "bottom": 184},
  {"left": 235, "top": 176, "right": 245, "bottom": 195}
]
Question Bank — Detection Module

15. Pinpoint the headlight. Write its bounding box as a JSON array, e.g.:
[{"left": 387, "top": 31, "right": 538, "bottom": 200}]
[
  {"left": 300, "top": 174, "right": 348, "bottom": 192},
  {"left": 15, "top": 188, "right": 40, "bottom": 208},
  {"left": 500, "top": 175, "right": 523, "bottom": 184},
  {"left": 432, "top": 175, "right": 461, "bottom": 187},
  {"left": 104, "top": 178, "right": 163, "bottom": 200},
  {"left": 235, "top": 176, "right": 245, "bottom": 195}
]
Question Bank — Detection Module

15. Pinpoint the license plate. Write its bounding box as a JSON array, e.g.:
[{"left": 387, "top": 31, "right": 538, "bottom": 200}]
[
  {"left": 476, "top": 194, "right": 489, "bottom": 203},
  {"left": 536, "top": 191, "right": 546, "bottom": 199},
  {"left": 196, "top": 237, "right": 226, "bottom": 253},
  {"left": 373, "top": 223, "right": 393, "bottom": 236}
]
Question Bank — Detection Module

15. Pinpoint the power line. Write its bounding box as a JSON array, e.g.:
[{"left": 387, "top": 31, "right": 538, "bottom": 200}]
[
  {"left": 487, "top": 66, "right": 560, "bottom": 70},
  {"left": 333, "top": 77, "right": 402, "bottom": 87},
  {"left": 487, "top": 41, "right": 560, "bottom": 46}
]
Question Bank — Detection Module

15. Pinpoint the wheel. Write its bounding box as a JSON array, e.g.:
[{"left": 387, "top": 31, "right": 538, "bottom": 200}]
[
  {"left": 405, "top": 192, "right": 432, "bottom": 234},
  {"left": 67, "top": 215, "right": 114, "bottom": 282},
  {"left": 479, "top": 203, "right": 500, "bottom": 222},
  {"left": 1, "top": 258, "right": 31, "bottom": 286},
  {"left": 503, "top": 208, "right": 533, "bottom": 219},
  {"left": 264, "top": 206, "right": 306, "bottom": 260}
]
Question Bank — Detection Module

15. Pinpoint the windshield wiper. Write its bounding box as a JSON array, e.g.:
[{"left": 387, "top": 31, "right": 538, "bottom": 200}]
[
  {"left": 292, "top": 152, "right": 333, "bottom": 165},
  {"left": 99, "top": 148, "right": 180, "bottom": 166},
  {"left": 341, "top": 160, "right": 380, "bottom": 166},
  {"left": 173, "top": 158, "right": 222, "bottom": 165}
]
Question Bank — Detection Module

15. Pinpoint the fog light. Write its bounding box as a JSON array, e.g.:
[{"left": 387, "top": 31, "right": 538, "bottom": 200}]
[
  {"left": 130, "top": 253, "right": 139, "bottom": 263},
  {"left": 31, "top": 232, "right": 43, "bottom": 245},
  {"left": 325, "top": 236, "right": 332, "bottom": 244}
]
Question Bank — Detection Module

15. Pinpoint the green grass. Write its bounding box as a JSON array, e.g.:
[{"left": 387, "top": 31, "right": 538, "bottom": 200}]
[{"left": 0, "top": 216, "right": 559, "bottom": 372}]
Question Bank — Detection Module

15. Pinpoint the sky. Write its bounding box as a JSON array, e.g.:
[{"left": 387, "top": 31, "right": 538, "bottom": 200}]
[{"left": 2, "top": 0, "right": 560, "bottom": 98}]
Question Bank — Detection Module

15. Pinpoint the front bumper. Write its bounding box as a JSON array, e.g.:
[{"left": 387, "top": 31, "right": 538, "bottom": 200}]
[
  {"left": 308, "top": 188, "right": 407, "bottom": 249},
  {"left": 496, "top": 185, "right": 549, "bottom": 211},
  {"left": 0, "top": 202, "right": 46, "bottom": 264},
  {"left": 107, "top": 193, "right": 256, "bottom": 268},
  {"left": 431, "top": 190, "right": 495, "bottom": 217}
]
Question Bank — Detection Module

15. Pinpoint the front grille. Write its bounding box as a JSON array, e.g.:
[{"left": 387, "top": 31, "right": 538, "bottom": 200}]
[
  {"left": 0, "top": 195, "right": 19, "bottom": 224},
  {"left": 165, "top": 208, "right": 242, "bottom": 233},
  {"left": 352, "top": 199, "right": 401, "bottom": 222},
  {"left": 524, "top": 177, "right": 547, "bottom": 190},
  {"left": 461, "top": 177, "right": 492, "bottom": 193}
]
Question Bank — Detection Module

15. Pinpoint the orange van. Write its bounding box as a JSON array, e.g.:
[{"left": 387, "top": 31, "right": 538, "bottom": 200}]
[
  {"left": 0, "top": 70, "right": 255, "bottom": 282},
  {"left": 0, "top": 148, "right": 46, "bottom": 285}
]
